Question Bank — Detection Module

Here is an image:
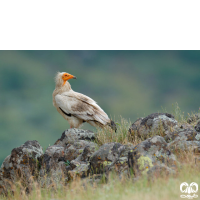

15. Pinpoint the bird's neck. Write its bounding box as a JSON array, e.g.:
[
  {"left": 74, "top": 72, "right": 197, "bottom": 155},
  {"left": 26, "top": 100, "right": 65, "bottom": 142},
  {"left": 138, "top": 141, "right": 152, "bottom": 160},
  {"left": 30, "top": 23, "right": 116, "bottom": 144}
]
[{"left": 56, "top": 81, "right": 72, "bottom": 92}]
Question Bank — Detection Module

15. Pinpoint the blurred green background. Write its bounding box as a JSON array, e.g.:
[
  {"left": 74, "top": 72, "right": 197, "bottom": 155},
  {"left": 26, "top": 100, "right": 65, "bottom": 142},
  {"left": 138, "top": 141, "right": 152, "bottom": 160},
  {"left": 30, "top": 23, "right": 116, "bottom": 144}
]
[{"left": 0, "top": 51, "right": 200, "bottom": 165}]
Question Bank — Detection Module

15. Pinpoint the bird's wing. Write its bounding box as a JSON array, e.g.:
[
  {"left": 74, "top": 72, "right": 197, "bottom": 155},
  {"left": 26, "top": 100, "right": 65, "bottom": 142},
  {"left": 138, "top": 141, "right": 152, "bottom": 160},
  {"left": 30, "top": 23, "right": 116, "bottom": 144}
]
[{"left": 55, "top": 90, "right": 110, "bottom": 125}]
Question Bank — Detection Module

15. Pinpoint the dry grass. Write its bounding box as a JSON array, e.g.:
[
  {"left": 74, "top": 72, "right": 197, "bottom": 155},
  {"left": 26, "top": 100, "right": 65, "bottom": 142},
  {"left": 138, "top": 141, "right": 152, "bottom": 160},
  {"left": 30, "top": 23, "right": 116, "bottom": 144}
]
[
  {"left": 171, "top": 102, "right": 200, "bottom": 127},
  {"left": 96, "top": 117, "right": 132, "bottom": 145},
  {"left": 171, "top": 102, "right": 186, "bottom": 124},
  {"left": 95, "top": 116, "right": 145, "bottom": 148}
]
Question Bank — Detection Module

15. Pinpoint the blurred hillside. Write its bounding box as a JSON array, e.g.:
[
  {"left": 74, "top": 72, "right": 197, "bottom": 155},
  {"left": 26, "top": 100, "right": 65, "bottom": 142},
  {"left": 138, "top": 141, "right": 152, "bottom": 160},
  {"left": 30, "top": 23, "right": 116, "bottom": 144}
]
[{"left": 0, "top": 50, "right": 200, "bottom": 165}]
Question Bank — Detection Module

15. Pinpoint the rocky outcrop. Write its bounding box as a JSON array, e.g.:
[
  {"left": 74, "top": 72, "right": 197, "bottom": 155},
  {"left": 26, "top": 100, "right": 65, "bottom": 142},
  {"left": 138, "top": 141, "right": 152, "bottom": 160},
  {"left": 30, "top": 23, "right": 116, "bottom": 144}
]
[
  {"left": 0, "top": 141, "right": 43, "bottom": 195},
  {"left": 166, "top": 129, "right": 200, "bottom": 153},
  {"left": 55, "top": 129, "right": 96, "bottom": 146},
  {"left": 1, "top": 112, "right": 200, "bottom": 195},
  {"left": 41, "top": 129, "right": 99, "bottom": 182},
  {"left": 128, "top": 136, "right": 177, "bottom": 176},
  {"left": 89, "top": 143, "right": 134, "bottom": 179},
  {"left": 129, "top": 113, "right": 178, "bottom": 139}
]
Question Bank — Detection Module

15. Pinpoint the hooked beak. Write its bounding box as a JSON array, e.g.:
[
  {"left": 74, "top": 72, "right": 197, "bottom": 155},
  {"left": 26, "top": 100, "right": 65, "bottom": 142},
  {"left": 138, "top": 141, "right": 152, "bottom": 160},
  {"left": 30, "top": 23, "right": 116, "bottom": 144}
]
[{"left": 73, "top": 76, "right": 77, "bottom": 79}]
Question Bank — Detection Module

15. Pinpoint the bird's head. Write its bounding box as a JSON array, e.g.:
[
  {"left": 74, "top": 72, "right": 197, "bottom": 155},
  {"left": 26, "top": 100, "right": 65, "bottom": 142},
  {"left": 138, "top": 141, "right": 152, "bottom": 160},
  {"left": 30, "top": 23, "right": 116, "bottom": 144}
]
[
  {"left": 62, "top": 72, "right": 77, "bottom": 82},
  {"left": 55, "top": 72, "right": 77, "bottom": 87}
]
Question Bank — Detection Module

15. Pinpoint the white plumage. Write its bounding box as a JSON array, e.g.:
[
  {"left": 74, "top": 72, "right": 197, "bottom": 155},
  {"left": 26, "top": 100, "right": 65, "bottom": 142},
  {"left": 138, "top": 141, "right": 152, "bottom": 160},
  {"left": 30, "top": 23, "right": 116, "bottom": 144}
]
[{"left": 52, "top": 72, "right": 116, "bottom": 130}]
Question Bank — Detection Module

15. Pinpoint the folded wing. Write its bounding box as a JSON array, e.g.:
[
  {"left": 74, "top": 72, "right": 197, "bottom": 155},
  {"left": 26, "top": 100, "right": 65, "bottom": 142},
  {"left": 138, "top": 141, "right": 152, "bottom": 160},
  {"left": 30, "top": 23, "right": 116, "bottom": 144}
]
[{"left": 55, "top": 90, "right": 110, "bottom": 125}]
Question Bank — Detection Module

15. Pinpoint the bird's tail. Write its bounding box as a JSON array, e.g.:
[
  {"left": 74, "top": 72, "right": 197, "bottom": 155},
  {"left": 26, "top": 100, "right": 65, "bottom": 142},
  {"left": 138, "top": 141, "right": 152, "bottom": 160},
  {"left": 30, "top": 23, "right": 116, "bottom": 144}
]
[{"left": 108, "top": 120, "right": 117, "bottom": 132}]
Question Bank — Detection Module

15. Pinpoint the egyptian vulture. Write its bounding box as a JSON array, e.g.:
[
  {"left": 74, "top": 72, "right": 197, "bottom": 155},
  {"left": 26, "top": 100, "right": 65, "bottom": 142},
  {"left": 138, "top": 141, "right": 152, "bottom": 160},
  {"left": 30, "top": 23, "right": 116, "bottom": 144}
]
[{"left": 53, "top": 72, "right": 116, "bottom": 131}]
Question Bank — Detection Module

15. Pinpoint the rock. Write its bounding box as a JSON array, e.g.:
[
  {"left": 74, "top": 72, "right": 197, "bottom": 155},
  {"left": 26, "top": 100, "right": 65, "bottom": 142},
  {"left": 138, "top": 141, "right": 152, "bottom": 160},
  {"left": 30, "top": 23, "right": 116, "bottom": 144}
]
[
  {"left": 43, "top": 129, "right": 97, "bottom": 170},
  {"left": 44, "top": 128, "right": 98, "bottom": 168},
  {"left": 65, "top": 140, "right": 98, "bottom": 162},
  {"left": 66, "top": 141, "right": 99, "bottom": 180},
  {"left": 68, "top": 163, "right": 90, "bottom": 180},
  {"left": 89, "top": 143, "right": 134, "bottom": 177},
  {"left": 0, "top": 141, "right": 43, "bottom": 195},
  {"left": 187, "top": 113, "right": 200, "bottom": 124},
  {"left": 129, "top": 113, "right": 178, "bottom": 139},
  {"left": 49, "top": 128, "right": 97, "bottom": 169},
  {"left": 0, "top": 155, "right": 12, "bottom": 195},
  {"left": 166, "top": 129, "right": 200, "bottom": 153},
  {"left": 129, "top": 118, "right": 143, "bottom": 134},
  {"left": 165, "top": 129, "right": 199, "bottom": 143},
  {"left": 39, "top": 144, "right": 70, "bottom": 188},
  {"left": 55, "top": 129, "right": 96, "bottom": 147},
  {"left": 10, "top": 140, "right": 43, "bottom": 169},
  {"left": 3, "top": 124, "right": 196, "bottom": 194},
  {"left": 195, "top": 120, "right": 200, "bottom": 132},
  {"left": 147, "top": 164, "right": 176, "bottom": 181},
  {"left": 128, "top": 136, "right": 177, "bottom": 177},
  {"left": 39, "top": 165, "right": 66, "bottom": 189},
  {"left": 76, "top": 142, "right": 99, "bottom": 162},
  {"left": 41, "top": 129, "right": 98, "bottom": 183},
  {"left": 180, "top": 123, "right": 194, "bottom": 130},
  {"left": 42, "top": 145, "right": 65, "bottom": 173}
]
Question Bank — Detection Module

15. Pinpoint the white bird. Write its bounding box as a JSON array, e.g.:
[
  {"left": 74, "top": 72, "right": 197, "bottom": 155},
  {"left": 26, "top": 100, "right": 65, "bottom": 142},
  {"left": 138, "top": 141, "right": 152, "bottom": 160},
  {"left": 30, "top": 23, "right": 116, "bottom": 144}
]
[{"left": 52, "top": 72, "right": 116, "bottom": 131}]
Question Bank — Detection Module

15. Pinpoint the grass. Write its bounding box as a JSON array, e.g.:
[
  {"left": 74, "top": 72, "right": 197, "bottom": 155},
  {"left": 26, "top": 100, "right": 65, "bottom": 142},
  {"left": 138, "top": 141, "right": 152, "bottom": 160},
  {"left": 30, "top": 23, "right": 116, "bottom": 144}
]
[
  {"left": 171, "top": 102, "right": 200, "bottom": 127},
  {"left": 96, "top": 116, "right": 133, "bottom": 145}
]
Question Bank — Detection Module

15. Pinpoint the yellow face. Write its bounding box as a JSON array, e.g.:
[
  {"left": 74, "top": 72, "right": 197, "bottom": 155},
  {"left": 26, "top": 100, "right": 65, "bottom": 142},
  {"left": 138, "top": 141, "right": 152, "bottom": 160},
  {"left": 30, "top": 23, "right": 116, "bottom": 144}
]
[{"left": 62, "top": 73, "right": 76, "bottom": 85}]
